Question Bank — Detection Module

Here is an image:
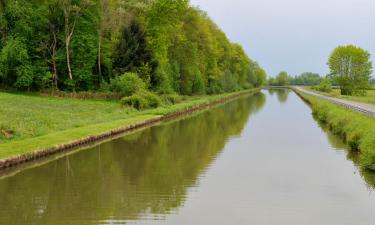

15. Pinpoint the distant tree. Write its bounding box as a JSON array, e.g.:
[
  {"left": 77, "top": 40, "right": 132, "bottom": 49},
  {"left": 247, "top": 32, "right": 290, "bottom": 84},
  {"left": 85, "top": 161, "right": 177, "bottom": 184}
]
[
  {"left": 274, "top": 71, "right": 289, "bottom": 86},
  {"left": 328, "top": 45, "right": 373, "bottom": 95},
  {"left": 267, "top": 77, "right": 275, "bottom": 86},
  {"left": 290, "top": 72, "right": 322, "bottom": 86}
]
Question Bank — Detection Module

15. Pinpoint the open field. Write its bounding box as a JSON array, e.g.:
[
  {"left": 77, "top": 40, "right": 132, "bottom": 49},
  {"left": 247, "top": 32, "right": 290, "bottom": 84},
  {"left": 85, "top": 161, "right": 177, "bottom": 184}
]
[{"left": 0, "top": 90, "right": 257, "bottom": 160}]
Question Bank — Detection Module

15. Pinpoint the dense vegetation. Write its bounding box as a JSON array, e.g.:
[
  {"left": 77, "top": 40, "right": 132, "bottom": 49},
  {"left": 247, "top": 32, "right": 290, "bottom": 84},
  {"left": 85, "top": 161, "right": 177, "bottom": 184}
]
[
  {"left": 0, "top": 0, "right": 266, "bottom": 98},
  {"left": 289, "top": 72, "right": 323, "bottom": 86},
  {"left": 268, "top": 71, "right": 290, "bottom": 86},
  {"left": 269, "top": 72, "right": 325, "bottom": 86}
]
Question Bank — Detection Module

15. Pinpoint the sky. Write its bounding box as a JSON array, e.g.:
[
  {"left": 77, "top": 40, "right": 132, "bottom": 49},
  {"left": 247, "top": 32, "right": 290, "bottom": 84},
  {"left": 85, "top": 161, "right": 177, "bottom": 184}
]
[{"left": 190, "top": 0, "right": 375, "bottom": 77}]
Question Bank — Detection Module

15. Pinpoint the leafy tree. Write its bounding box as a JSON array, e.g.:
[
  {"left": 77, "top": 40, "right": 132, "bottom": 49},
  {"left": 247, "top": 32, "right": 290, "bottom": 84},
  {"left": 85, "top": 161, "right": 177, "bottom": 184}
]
[
  {"left": 249, "top": 63, "right": 267, "bottom": 88},
  {"left": 328, "top": 45, "right": 373, "bottom": 95},
  {"left": 0, "top": 37, "right": 32, "bottom": 88},
  {"left": 112, "top": 20, "right": 157, "bottom": 87},
  {"left": 275, "top": 71, "right": 290, "bottom": 86}
]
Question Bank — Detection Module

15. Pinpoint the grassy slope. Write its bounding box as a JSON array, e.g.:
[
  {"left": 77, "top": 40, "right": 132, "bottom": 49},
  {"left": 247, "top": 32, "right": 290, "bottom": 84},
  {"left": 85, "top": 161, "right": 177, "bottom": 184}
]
[
  {"left": 305, "top": 86, "right": 375, "bottom": 105},
  {"left": 0, "top": 90, "right": 255, "bottom": 159},
  {"left": 298, "top": 92, "right": 375, "bottom": 171}
]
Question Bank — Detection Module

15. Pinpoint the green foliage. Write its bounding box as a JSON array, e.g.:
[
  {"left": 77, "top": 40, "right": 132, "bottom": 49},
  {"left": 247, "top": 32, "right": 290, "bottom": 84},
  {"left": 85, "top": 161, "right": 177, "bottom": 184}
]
[
  {"left": 269, "top": 71, "right": 290, "bottom": 86},
  {"left": 112, "top": 20, "right": 156, "bottom": 86},
  {"left": 192, "top": 72, "right": 206, "bottom": 95},
  {"left": 328, "top": 45, "right": 373, "bottom": 96},
  {"left": 110, "top": 72, "right": 146, "bottom": 97},
  {"left": 0, "top": 0, "right": 265, "bottom": 95},
  {"left": 121, "top": 90, "right": 162, "bottom": 110},
  {"left": 251, "top": 64, "right": 267, "bottom": 87},
  {"left": 314, "top": 79, "right": 332, "bottom": 93},
  {"left": 290, "top": 72, "right": 323, "bottom": 86}
]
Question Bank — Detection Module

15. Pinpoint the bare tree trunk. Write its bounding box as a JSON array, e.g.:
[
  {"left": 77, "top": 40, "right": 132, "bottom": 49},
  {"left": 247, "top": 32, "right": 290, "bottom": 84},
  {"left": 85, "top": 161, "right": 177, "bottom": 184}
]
[
  {"left": 64, "top": 5, "right": 74, "bottom": 80},
  {"left": 52, "top": 32, "right": 58, "bottom": 89},
  {"left": 65, "top": 39, "right": 73, "bottom": 80}
]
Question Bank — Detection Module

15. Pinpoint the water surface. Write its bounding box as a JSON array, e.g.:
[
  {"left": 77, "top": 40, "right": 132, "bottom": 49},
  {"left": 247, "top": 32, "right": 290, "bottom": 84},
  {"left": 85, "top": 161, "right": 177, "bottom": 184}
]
[{"left": 0, "top": 90, "right": 374, "bottom": 225}]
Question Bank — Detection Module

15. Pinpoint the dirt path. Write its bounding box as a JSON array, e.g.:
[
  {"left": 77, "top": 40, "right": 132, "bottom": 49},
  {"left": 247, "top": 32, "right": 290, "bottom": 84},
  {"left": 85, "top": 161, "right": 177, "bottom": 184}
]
[{"left": 292, "top": 86, "right": 375, "bottom": 117}]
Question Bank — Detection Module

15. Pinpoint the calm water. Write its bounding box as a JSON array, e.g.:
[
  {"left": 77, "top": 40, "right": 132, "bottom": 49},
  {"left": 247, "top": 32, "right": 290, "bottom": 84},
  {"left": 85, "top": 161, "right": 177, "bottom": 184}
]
[{"left": 0, "top": 89, "right": 375, "bottom": 225}]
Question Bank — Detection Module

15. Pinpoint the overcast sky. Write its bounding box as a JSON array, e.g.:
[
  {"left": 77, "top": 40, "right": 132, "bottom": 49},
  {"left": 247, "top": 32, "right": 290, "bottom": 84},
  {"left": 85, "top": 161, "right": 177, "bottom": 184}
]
[{"left": 190, "top": 0, "right": 375, "bottom": 77}]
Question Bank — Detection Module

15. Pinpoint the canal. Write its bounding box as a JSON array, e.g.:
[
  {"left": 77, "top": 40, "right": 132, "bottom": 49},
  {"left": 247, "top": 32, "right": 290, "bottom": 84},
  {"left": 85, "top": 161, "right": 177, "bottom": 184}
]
[{"left": 0, "top": 89, "right": 374, "bottom": 225}]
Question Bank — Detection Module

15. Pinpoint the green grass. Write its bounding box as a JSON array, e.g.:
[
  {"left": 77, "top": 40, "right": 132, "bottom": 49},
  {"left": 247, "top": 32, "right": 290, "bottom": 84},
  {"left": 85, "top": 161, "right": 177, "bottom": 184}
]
[
  {"left": 0, "top": 92, "right": 136, "bottom": 141},
  {"left": 0, "top": 89, "right": 256, "bottom": 160},
  {"left": 305, "top": 86, "right": 375, "bottom": 105},
  {"left": 298, "top": 92, "right": 375, "bottom": 171}
]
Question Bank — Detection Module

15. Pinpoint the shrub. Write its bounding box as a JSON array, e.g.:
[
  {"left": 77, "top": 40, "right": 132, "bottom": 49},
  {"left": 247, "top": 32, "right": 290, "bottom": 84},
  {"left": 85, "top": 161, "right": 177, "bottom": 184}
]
[
  {"left": 121, "top": 90, "right": 162, "bottom": 110},
  {"left": 110, "top": 72, "right": 146, "bottom": 97},
  {"left": 315, "top": 79, "right": 332, "bottom": 93},
  {"left": 99, "top": 80, "right": 111, "bottom": 92}
]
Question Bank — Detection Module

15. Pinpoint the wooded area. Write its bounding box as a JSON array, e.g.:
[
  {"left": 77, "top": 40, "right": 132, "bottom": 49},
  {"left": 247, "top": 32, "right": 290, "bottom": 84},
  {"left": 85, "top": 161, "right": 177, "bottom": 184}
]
[{"left": 0, "top": 0, "right": 266, "bottom": 95}]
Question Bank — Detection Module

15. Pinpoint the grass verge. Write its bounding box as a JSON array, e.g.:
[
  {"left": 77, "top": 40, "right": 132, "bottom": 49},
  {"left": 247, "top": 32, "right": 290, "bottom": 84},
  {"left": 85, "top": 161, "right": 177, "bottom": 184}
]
[
  {"left": 304, "top": 86, "right": 375, "bottom": 106},
  {"left": 296, "top": 91, "right": 375, "bottom": 171},
  {"left": 0, "top": 89, "right": 257, "bottom": 162}
]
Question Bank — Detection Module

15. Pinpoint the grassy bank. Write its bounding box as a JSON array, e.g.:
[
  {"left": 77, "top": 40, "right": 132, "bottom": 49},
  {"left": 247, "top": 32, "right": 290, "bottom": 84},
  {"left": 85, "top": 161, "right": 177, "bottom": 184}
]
[
  {"left": 297, "top": 91, "right": 375, "bottom": 171},
  {"left": 0, "top": 89, "right": 258, "bottom": 161},
  {"left": 305, "top": 86, "right": 375, "bottom": 105}
]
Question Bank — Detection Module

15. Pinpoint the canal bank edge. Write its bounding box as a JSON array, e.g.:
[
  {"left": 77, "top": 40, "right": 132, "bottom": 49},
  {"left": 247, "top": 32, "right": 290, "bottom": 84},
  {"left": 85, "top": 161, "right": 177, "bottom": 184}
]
[
  {"left": 0, "top": 89, "right": 260, "bottom": 170},
  {"left": 292, "top": 87, "right": 375, "bottom": 171}
]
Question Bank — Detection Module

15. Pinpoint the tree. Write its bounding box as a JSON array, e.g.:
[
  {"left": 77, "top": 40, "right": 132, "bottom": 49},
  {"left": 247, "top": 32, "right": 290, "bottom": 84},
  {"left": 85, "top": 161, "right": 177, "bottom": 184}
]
[
  {"left": 328, "top": 45, "right": 373, "bottom": 95},
  {"left": 46, "top": 1, "right": 64, "bottom": 89},
  {"left": 0, "top": 0, "right": 265, "bottom": 94},
  {"left": 112, "top": 20, "right": 156, "bottom": 87},
  {"left": 61, "top": 0, "right": 94, "bottom": 82},
  {"left": 275, "top": 71, "right": 289, "bottom": 86},
  {"left": 251, "top": 64, "right": 267, "bottom": 87}
]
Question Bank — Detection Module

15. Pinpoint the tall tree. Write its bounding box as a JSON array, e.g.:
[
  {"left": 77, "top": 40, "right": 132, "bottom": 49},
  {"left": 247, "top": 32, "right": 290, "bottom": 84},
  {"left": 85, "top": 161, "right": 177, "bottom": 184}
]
[
  {"left": 328, "top": 45, "right": 373, "bottom": 95},
  {"left": 112, "top": 20, "right": 156, "bottom": 86},
  {"left": 275, "top": 71, "right": 289, "bottom": 86},
  {"left": 60, "top": 0, "right": 93, "bottom": 81}
]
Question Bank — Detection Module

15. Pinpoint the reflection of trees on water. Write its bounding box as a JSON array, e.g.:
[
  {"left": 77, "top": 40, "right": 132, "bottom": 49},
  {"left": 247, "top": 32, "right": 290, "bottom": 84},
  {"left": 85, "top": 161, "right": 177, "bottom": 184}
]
[
  {"left": 276, "top": 89, "right": 290, "bottom": 103},
  {"left": 268, "top": 88, "right": 290, "bottom": 103},
  {"left": 268, "top": 89, "right": 276, "bottom": 96},
  {"left": 0, "top": 93, "right": 266, "bottom": 225},
  {"left": 318, "top": 122, "right": 375, "bottom": 190}
]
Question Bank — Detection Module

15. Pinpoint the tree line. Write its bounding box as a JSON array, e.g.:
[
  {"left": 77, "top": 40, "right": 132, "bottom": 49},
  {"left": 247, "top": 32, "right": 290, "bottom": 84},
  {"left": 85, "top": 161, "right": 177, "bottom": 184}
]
[
  {"left": 0, "top": 0, "right": 266, "bottom": 96},
  {"left": 268, "top": 45, "right": 373, "bottom": 96}
]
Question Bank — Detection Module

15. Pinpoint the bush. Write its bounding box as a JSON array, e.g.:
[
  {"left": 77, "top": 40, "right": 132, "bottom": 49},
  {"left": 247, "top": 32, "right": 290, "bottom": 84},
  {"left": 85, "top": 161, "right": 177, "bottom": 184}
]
[
  {"left": 315, "top": 79, "right": 332, "bottom": 93},
  {"left": 110, "top": 72, "right": 146, "bottom": 97},
  {"left": 121, "top": 90, "right": 162, "bottom": 110}
]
